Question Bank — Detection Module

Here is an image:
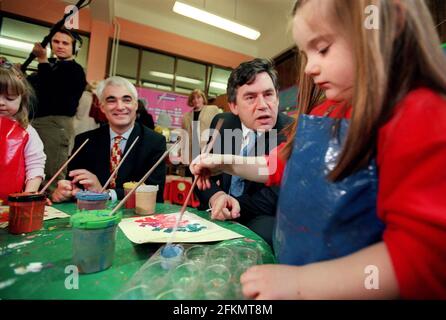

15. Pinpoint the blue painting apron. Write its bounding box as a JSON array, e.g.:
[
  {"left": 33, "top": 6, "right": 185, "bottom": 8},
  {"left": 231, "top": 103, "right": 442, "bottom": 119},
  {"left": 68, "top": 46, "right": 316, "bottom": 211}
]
[{"left": 274, "top": 114, "right": 384, "bottom": 265}]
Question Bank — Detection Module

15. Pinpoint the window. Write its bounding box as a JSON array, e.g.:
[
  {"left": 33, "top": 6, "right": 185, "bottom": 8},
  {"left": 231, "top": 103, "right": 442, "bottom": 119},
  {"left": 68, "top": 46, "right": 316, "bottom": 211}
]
[
  {"left": 140, "top": 51, "right": 175, "bottom": 91},
  {"left": 175, "top": 59, "right": 206, "bottom": 94},
  {"left": 115, "top": 44, "right": 138, "bottom": 84},
  {"left": 208, "top": 66, "right": 231, "bottom": 98},
  {"left": 108, "top": 42, "right": 231, "bottom": 98}
]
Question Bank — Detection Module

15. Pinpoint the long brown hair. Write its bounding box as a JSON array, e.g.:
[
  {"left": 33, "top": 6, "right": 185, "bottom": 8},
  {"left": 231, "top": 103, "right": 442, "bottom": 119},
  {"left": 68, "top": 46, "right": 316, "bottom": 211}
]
[
  {"left": 283, "top": 0, "right": 446, "bottom": 182},
  {"left": 0, "top": 58, "right": 34, "bottom": 129}
]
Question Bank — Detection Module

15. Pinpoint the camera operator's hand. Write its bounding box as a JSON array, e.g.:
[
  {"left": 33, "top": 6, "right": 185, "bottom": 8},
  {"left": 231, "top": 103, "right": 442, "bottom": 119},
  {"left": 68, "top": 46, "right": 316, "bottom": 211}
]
[{"left": 32, "top": 43, "right": 49, "bottom": 64}]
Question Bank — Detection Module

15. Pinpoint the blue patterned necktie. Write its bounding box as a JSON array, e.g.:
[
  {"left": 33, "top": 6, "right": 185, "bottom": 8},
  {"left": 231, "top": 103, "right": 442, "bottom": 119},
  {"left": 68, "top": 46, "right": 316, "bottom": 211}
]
[{"left": 229, "top": 131, "right": 256, "bottom": 197}]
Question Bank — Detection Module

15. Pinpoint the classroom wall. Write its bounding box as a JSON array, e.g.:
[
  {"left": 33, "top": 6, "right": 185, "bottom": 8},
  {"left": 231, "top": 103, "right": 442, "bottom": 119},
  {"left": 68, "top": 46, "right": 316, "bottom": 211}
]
[{"left": 1, "top": 0, "right": 254, "bottom": 83}]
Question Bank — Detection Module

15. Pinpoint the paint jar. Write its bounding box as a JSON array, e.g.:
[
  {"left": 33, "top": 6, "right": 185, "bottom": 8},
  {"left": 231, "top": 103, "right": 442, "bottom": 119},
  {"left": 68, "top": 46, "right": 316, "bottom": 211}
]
[
  {"left": 170, "top": 262, "right": 201, "bottom": 297},
  {"left": 71, "top": 210, "right": 122, "bottom": 274},
  {"left": 207, "top": 246, "right": 233, "bottom": 268},
  {"left": 155, "top": 288, "right": 187, "bottom": 300},
  {"left": 202, "top": 264, "right": 231, "bottom": 298},
  {"left": 75, "top": 191, "right": 109, "bottom": 211},
  {"left": 135, "top": 185, "right": 158, "bottom": 215},
  {"left": 185, "top": 245, "right": 209, "bottom": 267},
  {"left": 115, "top": 284, "right": 150, "bottom": 300},
  {"left": 139, "top": 260, "right": 171, "bottom": 298},
  {"left": 8, "top": 192, "right": 46, "bottom": 234},
  {"left": 123, "top": 182, "right": 139, "bottom": 209},
  {"left": 160, "top": 244, "right": 184, "bottom": 270},
  {"left": 232, "top": 246, "right": 260, "bottom": 269}
]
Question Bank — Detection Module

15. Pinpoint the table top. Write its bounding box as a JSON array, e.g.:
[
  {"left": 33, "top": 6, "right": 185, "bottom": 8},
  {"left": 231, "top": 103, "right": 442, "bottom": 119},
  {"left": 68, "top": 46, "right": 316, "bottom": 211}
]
[{"left": 0, "top": 202, "right": 275, "bottom": 300}]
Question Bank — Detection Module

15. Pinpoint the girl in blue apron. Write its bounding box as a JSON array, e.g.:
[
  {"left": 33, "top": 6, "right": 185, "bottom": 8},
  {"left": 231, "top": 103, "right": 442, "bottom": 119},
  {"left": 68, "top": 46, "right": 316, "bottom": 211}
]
[{"left": 190, "top": 0, "right": 446, "bottom": 299}]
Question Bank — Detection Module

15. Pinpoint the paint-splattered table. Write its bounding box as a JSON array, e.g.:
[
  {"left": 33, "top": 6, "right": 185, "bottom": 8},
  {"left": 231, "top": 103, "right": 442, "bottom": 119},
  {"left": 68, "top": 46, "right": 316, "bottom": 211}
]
[{"left": 0, "top": 202, "right": 275, "bottom": 299}]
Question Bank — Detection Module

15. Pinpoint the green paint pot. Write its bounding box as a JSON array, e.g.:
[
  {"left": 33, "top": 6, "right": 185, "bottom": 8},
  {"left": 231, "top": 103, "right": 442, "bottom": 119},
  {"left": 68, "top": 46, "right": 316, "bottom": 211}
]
[{"left": 71, "top": 210, "right": 121, "bottom": 274}]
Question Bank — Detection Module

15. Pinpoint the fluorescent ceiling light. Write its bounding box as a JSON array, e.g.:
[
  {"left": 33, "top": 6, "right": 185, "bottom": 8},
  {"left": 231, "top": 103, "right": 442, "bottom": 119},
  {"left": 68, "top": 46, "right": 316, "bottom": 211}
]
[
  {"left": 143, "top": 82, "right": 172, "bottom": 91},
  {"left": 149, "top": 71, "right": 202, "bottom": 85},
  {"left": 173, "top": 1, "right": 261, "bottom": 40},
  {"left": 210, "top": 81, "right": 227, "bottom": 90},
  {"left": 149, "top": 71, "right": 227, "bottom": 91},
  {"left": 0, "top": 37, "right": 51, "bottom": 55}
]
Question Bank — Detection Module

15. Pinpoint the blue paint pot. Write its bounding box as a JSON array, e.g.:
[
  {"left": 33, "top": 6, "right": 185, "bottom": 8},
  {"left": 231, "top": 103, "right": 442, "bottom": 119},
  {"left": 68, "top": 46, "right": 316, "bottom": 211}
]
[
  {"left": 75, "top": 191, "right": 109, "bottom": 211},
  {"left": 160, "top": 244, "right": 184, "bottom": 270}
]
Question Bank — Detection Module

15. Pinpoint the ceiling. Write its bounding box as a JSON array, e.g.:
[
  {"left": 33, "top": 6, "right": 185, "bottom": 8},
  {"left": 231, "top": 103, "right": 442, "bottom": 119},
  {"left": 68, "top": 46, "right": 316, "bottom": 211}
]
[{"left": 82, "top": 0, "right": 297, "bottom": 59}]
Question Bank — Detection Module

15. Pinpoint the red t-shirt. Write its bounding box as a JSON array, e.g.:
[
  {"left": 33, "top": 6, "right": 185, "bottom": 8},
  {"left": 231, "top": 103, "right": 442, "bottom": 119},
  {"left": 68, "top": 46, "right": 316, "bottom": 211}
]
[
  {"left": 267, "top": 89, "right": 446, "bottom": 298},
  {"left": 377, "top": 88, "right": 446, "bottom": 298}
]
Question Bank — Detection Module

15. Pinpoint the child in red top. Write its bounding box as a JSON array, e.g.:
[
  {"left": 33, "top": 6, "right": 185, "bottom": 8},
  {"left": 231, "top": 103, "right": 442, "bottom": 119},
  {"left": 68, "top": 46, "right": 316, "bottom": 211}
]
[{"left": 191, "top": 0, "right": 446, "bottom": 299}]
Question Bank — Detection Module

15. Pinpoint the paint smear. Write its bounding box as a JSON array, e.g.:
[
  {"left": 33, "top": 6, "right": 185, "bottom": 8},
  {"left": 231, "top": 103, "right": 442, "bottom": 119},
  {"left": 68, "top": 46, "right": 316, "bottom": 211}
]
[
  {"left": 14, "top": 262, "right": 43, "bottom": 275},
  {"left": 0, "top": 278, "right": 16, "bottom": 290},
  {"left": 135, "top": 215, "right": 207, "bottom": 233},
  {"left": 7, "top": 240, "right": 33, "bottom": 249}
]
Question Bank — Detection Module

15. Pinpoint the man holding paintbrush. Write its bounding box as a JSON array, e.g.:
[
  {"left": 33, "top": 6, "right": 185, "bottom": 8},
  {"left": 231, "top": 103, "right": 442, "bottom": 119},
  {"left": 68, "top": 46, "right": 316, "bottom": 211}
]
[
  {"left": 194, "top": 59, "right": 293, "bottom": 246},
  {"left": 51, "top": 76, "right": 166, "bottom": 203}
]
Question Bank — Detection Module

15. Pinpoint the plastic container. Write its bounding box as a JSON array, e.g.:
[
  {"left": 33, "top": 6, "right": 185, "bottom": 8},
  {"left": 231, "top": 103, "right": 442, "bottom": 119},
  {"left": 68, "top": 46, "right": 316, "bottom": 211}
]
[
  {"left": 185, "top": 245, "right": 209, "bottom": 266},
  {"left": 8, "top": 192, "right": 46, "bottom": 234},
  {"left": 71, "top": 210, "right": 122, "bottom": 274},
  {"left": 75, "top": 191, "right": 109, "bottom": 211},
  {"left": 160, "top": 244, "right": 184, "bottom": 270},
  {"left": 123, "top": 182, "right": 139, "bottom": 209},
  {"left": 135, "top": 185, "right": 158, "bottom": 215}
]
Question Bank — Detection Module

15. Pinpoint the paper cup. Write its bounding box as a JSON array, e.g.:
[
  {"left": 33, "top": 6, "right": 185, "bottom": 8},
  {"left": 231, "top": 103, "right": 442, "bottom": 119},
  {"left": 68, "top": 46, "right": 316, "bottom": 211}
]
[{"left": 135, "top": 185, "right": 158, "bottom": 215}]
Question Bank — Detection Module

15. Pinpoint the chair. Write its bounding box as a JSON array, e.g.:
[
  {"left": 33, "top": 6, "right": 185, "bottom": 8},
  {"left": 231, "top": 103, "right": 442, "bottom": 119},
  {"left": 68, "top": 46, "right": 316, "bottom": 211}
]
[{"left": 168, "top": 179, "right": 200, "bottom": 208}]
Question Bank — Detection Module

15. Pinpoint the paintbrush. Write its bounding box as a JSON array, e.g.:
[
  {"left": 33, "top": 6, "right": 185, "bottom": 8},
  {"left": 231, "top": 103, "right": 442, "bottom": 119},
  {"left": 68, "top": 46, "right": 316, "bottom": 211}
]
[
  {"left": 108, "top": 139, "right": 182, "bottom": 216},
  {"left": 100, "top": 136, "right": 139, "bottom": 193},
  {"left": 166, "top": 118, "right": 224, "bottom": 247},
  {"left": 40, "top": 138, "right": 89, "bottom": 194}
]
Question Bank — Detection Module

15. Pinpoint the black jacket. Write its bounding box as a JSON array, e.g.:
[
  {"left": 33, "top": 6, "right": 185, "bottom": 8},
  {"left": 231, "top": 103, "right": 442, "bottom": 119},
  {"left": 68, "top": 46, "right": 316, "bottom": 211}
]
[
  {"left": 28, "top": 58, "right": 86, "bottom": 118},
  {"left": 68, "top": 122, "right": 166, "bottom": 202},
  {"left": 196, "top": 112, "right": 293, "bottom": 221}
]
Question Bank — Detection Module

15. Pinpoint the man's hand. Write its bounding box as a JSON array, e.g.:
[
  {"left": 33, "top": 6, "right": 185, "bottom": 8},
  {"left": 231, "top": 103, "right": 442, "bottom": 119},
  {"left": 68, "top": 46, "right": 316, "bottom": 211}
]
[
  {"left": 209, "top": 191, "right": 240, "bottom": 220},
  {"left": 32, "top": 43, "right": 48, "bottom": 63},
  {"left": 51, "top": 180, "right": 78, "bottom": 203},
  {"left": 69, "top": 169, "right": 103, "bottom": 192}
]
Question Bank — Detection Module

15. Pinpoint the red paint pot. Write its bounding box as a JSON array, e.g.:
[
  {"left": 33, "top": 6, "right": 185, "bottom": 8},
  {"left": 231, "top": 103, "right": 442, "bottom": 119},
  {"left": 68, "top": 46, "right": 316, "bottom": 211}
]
[{"left": 8, "top": 192, "right": 46, "bottom": 234}]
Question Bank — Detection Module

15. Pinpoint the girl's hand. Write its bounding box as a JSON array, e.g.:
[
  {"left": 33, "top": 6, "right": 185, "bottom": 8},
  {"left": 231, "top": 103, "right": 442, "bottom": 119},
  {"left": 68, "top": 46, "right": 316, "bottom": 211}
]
[
  {"left": 51, "top": 180, "right": 74, "bottom": 203},
  {"left": 190, "top": 153, "right": 225, "bottom": 190},
  {"left": 240, "top": 264, "right": 304, "bottom": 300}
]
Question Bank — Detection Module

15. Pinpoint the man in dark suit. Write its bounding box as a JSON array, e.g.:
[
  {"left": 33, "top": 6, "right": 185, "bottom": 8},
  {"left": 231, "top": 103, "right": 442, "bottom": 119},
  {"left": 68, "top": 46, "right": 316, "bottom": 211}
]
[
  {"left": 195, "top": 58, "right": 293, "bottom": 246},
  {"left": 51, "top": 76, "right": 166, "bottom": 203}
]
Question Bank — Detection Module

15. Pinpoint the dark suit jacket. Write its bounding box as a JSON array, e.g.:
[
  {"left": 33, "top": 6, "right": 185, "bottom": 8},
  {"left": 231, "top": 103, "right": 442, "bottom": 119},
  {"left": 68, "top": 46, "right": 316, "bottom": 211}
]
[
  {"left": 68, "top": 122, "right": 166, "bottom": 202},
  {"left": 196, "top": 112, "right": 293, "bottom": 221}
]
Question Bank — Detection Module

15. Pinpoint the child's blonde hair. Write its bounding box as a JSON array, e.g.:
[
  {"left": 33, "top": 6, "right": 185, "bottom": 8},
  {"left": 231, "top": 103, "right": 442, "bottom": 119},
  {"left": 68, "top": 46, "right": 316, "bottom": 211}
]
[
  {"left": 0, "top": 57, "right": 34, "bottom": 129},
  {"left": 283, "top": 0, "right": 446, "bottom": 181}
]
